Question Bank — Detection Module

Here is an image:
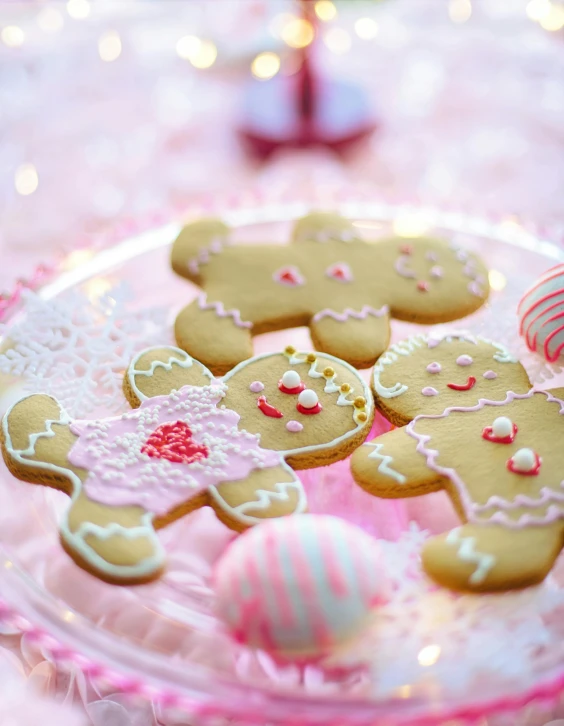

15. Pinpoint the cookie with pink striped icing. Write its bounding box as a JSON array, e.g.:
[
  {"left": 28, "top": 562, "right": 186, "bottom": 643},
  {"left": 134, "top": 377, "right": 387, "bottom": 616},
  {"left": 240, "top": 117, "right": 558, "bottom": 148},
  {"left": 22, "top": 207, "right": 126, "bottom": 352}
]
[
  {"left": 171, "top": 212, "right": 489, "bottom": 374},
  {"left": 518, "top": 263, "right": 564, "bottom": 362},
  {"left": 214, "top": 514, "right": 382, "bottom": 657},
  {"left": 1, "top": 346, "right": 373, "bottom": 585}
]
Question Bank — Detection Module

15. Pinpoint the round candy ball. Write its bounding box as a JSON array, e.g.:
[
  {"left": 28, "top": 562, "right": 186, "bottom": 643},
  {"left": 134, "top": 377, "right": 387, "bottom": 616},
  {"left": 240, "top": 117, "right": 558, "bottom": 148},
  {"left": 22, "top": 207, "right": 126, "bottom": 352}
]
[
  {"left": 213, "top": 514, "right": 381, "bottom": 658},
  {"left": 518, "top": 263, "right": 564, "bottom": 362}
]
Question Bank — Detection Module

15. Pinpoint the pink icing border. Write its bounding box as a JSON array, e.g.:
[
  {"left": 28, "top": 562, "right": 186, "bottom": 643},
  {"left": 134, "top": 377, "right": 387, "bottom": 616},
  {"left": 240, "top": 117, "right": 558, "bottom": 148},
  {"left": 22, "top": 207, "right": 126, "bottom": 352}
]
[
  {"left": 311, "top": 304, "right": 389, "bottom": 324},
  {"left": 197, "top": 293, "right": 252, "bottom": 329},
  {"left": 406, "top": 389, "right": 564, "bottom": 528}
]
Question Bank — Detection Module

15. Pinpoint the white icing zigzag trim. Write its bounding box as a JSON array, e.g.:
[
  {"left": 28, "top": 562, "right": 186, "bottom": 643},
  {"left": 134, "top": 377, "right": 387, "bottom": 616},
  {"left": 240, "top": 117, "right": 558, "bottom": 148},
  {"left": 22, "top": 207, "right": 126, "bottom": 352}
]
[
  {"left": 366, "top": 442, "right": 407, "bottom": 484},
  {"left": 445, "top": 527, "right": 496, "bottom": 585},
  {"left": 312, "top": 305, "right": 389, "bottom": 324},
  {"left": 1, "top": 394, "right": 165, "bottom": 581},
  {"left": 187, "top": 235, "right": 230, "bottom": 276},
  {"left": 208, "top": 463, "right": 307, "bottom": 525},
  {"left": 198, "top": 294, "right": 252, "bottom": 329},
  {"left": 127, "top": 346, "right": 214, "bottom": 402}
]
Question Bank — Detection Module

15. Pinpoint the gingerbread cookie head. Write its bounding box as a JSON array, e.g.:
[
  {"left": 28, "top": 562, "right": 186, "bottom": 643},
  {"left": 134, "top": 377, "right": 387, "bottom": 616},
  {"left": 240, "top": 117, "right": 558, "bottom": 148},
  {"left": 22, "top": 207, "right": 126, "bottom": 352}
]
[
  {"left": 222, "top": 346, "right": 373, "bottom": 469},
  {"left": 372, "top": 332, "right": 531, "bottom": 425},
  {"left": 351, "top": 388, "right": 564, "bottom": 592},
  {"left": 171, "top": 213, "right": 490, "bottom": 375}
]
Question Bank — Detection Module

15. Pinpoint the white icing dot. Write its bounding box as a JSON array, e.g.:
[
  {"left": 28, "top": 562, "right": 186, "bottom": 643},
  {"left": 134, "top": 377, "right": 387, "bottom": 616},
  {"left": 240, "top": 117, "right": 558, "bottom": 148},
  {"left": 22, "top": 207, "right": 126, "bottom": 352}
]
[
  {"left": 282, "top": 370, "right": 301, "bottom": 389},
  {"left": 298, "top": 389, "right": 318, "bottom": 409},
  {"left": 492, "top": 417, "right": 512, "bottom": 438},
  {"left": 511, "top": 448, "right": 536, "bottom": 472}
]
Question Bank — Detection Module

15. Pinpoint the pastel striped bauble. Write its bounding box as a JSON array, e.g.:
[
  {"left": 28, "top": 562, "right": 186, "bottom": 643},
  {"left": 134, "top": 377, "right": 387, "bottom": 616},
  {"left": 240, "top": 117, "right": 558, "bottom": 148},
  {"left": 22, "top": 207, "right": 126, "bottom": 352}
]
[
  {"left": 518, "top": 264, "right": 564, "bottom": 363},
  {"left": 213, "top": 514, "right": 381, "bottom": 658}
]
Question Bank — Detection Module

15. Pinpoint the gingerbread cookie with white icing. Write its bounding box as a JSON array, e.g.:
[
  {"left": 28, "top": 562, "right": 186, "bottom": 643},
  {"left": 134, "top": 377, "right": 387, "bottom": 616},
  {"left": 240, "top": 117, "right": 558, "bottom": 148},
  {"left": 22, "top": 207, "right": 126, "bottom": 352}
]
[
  {"left": 1, "top": 345, "right": 373, "bottom": 585},
  {"left": 171, "top": 212, "right": 490, "bottom": 375}
]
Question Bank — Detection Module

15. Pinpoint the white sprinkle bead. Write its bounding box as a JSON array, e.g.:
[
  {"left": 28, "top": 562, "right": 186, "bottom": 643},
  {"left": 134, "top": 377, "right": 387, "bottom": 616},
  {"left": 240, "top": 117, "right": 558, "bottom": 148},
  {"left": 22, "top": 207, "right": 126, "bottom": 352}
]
[
  {"left": 282, "top": 370, "right": 301, "bottom": 389},
  {"left": 298, "top": 389, "right": 318, "bottom": 409},
  {"left": 511, "top": 448, "right": 536, "bottom": 472},
  {"left": 492, "top": 417, "right": 512, "bottom": 439}
]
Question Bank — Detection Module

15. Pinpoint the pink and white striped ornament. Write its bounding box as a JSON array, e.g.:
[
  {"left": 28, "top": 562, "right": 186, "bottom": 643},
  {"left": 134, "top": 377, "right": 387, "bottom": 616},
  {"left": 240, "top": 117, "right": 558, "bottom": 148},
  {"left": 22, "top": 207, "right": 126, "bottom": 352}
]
[
  {"left": 213, "top": 514, "right": 382, "bottom": 658},
  {"left": 518, "top": 263, "right": 564, "bottom": 363}
]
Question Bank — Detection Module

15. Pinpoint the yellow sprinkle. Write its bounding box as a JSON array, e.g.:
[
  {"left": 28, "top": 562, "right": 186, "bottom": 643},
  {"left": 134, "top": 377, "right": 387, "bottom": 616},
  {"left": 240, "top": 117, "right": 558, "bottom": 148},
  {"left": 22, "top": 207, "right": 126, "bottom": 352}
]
[
  {"left": 306, "top": 353, "right": 317, "bottom": 363},
  {"left": 340, "top": 383, "right": 351, "bottom": 393},
  {"left": 323, "top": 366, "right": 335, "bottom": 377},
  {"left": 357, "top": 412, "right": 367, "bottom": 422},
  {"left": 354, "top": 396, "right": 366, "bottom": 409},
  {"left": 285, "top": 345, "right": 296, "bottom": 355}
]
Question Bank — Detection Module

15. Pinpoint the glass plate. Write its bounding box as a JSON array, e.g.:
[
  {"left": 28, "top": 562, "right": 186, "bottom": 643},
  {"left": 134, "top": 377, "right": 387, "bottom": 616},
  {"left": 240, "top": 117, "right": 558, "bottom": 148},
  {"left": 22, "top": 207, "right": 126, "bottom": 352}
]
[{"left": 1, "top": 201, "right": 564, "bottom": 726}]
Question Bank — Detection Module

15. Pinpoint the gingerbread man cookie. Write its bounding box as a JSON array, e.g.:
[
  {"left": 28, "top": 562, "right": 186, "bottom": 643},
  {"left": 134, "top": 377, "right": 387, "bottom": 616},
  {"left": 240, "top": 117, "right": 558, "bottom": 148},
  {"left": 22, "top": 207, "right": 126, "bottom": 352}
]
[
  {"left": 350, "top": 332, "right": 564, "bottom": 592},
  {"left": 171, "top": 212, "right": 490, "bottom": 374},
  {"left": 1, "top": 345, "right": 373, "bottom": 584}
]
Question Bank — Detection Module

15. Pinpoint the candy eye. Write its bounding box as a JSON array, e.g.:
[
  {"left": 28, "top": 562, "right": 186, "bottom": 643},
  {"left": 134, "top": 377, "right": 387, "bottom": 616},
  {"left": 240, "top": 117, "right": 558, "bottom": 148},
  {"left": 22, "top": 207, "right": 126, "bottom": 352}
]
[
  {"left": 279, "top": 370, "right": 305, "bottom": 394},
  {"left": 482, "top": 417, "right": 518, "bottom": 444},
  {"left": 297, "top": 389, "right": 322, "bottom": 415},
  {"left": 456, "top": 355, "right": 473, "bottom": 366},
  {"left": 426, "top": 362, "right": 441, "bottom": 374}
]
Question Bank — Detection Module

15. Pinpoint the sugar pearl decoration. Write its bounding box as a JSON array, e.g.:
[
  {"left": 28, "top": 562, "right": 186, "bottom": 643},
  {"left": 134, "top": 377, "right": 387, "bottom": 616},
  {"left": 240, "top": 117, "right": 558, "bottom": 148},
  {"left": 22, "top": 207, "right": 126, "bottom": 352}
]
[
  {"left": 298, "top": 389, "right": 319, "bottom": 409},
  {"left": 511, "top": 448, "right": 536, "bottom": 472},
  {"left": 281, "top": 370, "right": 301, "bottom": 389},
  {"left": 492, "top": 417, "right": 513, "bottom": 439},
  {"left": 214, "top": 514, "right": 382, "bottom": 658}
]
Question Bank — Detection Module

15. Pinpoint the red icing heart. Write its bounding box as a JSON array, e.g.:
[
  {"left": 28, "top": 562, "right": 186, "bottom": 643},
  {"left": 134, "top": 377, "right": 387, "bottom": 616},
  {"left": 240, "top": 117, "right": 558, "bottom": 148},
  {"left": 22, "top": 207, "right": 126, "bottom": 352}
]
[
  {"left": 141, "top": 421, "right": 209, "bottom": 465},
  {"left": 273, "top": 266, "right": 304, "bottom": 287}
]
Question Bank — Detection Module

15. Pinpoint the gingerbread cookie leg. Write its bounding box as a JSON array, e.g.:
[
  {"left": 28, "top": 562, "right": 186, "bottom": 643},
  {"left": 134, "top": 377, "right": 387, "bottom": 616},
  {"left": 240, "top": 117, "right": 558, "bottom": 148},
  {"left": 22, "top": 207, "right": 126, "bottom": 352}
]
[
  {"left": 422, "top": 521, "right": 564, "bottom": 593},
  {"left": 208, "top": 462, "right": 307, "bottom": 533},
  {"left": 351, "top": 427, "right": 447, "bottom": 498},
  {"left": 63, "top": 492, "right": 164, "bottom": 585},
  {"left": 309, "top": 306, "right": 391, "bottom": 369},
  {"left": 175, "top": 298, "right": 253, "bottom": 376}
]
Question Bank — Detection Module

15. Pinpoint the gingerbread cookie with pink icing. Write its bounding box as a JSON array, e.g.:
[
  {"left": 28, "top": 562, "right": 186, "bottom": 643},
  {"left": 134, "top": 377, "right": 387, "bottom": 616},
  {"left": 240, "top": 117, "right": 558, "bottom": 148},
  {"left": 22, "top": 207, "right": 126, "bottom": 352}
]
[
  {"left": 171, "top": 212, "right": 490, "bottom": 374},
  {"left": 351, "top": 386, "right": 564, "bottom": 593},
  {"left": 1, "top": 345, "right": 373, "bottom": 584}
]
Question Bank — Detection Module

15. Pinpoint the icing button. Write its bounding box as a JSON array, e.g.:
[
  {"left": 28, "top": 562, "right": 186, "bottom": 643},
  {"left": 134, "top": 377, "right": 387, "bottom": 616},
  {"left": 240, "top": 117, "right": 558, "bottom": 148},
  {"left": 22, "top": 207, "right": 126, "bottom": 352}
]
[
  {"left": 279, "top": 370, "right": 306, "bottom": 394},
  {"left": 507, "top": 448, "right": 541, "bottom": 476},
  {"left": 297, "top": 389, "right": 322, "bottom": 415}
]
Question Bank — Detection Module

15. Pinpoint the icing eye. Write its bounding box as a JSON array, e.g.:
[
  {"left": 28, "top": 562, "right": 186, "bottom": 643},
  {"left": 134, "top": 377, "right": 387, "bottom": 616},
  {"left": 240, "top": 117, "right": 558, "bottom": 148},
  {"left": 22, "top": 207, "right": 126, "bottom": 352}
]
[
  {"left": 249, "top": 381, "right": 264, "bottom": 393},
  {"left": 456, "top": 355, "right": 473, "bottom": 366},
  {"left": 297, "top": 389, "right": 322, "bottom": 415},
  {"left": 273, "top": 266, "right": 305, "bottom": 287},
  {"left": 482, "top": 417, "right": 517, "bottom": 444},
  {"left": 426, "top": 362, "right": 441, "bottom": 374},
  {"left": 483, "top": 370, "right": 497, "bottom": 380},
  {"left": 430, "top": 265, "right": 443, "bottom": 279},
  {"left": 422, "top": 386, "right": 439, "bottom": 396},
  {"left": 279, "top": 370, "right": 305, "bottom": 394},
  {"left": 507, "top": 448, "right": 541, "bottom": 476}
]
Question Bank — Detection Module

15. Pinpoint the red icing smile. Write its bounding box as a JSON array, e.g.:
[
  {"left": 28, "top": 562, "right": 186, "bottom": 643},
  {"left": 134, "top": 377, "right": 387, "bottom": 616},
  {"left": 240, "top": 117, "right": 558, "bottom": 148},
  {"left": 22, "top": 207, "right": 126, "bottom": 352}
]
[
  {"left": 447, "top": 376, "right": 476, "bottom": 391},
  {"left": 141, "top": 421, "right": 209, "bottom": 465},
  {"left": 482, "top": 423, "right": 518, "bottom": 444},
  {"left": 257, "top": 396, "right": 284, "bottom": 418}
]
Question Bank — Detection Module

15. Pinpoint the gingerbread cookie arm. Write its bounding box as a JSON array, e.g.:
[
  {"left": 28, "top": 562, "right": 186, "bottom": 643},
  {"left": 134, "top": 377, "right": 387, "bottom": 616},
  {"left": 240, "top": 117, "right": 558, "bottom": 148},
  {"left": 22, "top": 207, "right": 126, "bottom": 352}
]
[
  {"left": 422, "top": 521, "right": 564, "bottom": 593},
  {"left": 171, "top": 218, "right": 231, "bottom": 285},
  {"left": 175, "top": 297, "right": 253, "bottom": 376},
  {"left": 124, "top": 346, "right": 214, "bottom": 406},
  {"left": 351, "top": 427, "right": 447, "bottom": 498},
  {"left": 309, "top": 305, "right": 391, "bottom": 369},
  {"left": 208, "top": 461, "right": 307, "bottom": 533}
]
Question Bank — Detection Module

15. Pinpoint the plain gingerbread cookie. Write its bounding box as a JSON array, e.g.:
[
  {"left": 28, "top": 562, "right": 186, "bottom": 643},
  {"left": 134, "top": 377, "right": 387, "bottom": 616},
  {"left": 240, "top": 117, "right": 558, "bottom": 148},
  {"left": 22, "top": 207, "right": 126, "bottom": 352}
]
[
  {"left": 171, "top": 212, "right": 490, "bottom": 374},
  {"left": 1, "top": 345, "right": 373, "bottom": 584}
]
